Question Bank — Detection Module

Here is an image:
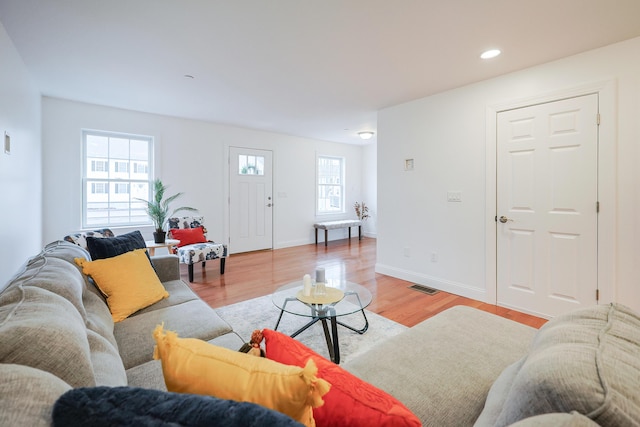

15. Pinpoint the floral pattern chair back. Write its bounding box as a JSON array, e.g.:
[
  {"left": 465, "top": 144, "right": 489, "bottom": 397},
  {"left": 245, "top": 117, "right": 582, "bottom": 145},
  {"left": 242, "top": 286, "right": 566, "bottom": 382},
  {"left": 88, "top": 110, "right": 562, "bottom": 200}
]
[
  {"left": 63, "top": 229, "right": 114, "bottom": 250},
  {"left": 167, "top": 217, "right": 227, "bottom": 282}
]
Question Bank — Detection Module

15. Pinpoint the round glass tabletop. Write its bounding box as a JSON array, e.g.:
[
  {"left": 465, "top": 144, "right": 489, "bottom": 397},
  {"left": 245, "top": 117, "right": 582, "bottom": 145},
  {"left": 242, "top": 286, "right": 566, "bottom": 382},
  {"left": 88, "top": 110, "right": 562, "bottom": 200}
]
[{"left": 271, "top": 279, "right": 372, "bottom": 318}]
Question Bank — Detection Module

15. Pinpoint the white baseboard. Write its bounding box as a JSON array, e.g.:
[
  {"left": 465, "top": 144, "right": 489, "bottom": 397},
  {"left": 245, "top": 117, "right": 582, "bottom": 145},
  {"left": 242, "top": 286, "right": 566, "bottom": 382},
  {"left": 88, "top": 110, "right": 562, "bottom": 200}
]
[
  {"left": 495, "top": 301, "right": 552, "bottom": 320},
  {"left": 375, "top": 263, "right": 487, "bottom": 302},
  {"left": 275, "top": 238, "right": 310, "bottom": 249},
  {"left": 276, "top": 233, "right": 376, "bottom": 249}
]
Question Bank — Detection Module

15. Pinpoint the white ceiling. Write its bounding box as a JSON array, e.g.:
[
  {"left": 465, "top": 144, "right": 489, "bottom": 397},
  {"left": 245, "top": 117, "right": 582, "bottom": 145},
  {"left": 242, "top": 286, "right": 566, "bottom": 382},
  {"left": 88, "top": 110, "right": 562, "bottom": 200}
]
[{"left": 2, "top": 1, "right": 640, "bottom": 145}]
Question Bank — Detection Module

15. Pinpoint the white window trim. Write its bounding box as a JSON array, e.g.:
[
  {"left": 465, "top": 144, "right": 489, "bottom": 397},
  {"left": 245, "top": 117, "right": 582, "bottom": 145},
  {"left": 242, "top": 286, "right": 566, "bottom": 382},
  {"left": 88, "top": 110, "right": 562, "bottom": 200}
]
[
  {"left": 81, "top": 129, "right": 154, "bottom": 229},
  {"left": 316, "top": 154, "right": 346, "bottom": 216}
]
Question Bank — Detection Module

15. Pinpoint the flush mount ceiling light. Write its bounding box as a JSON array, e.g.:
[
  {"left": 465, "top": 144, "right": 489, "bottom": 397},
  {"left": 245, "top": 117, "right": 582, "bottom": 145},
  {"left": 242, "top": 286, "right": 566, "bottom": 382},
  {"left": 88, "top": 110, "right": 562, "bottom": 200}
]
[
  {"left": 358, "top": 131, "right": 375, "bottom": 140},
  {"left": 480, "top": 49, "right": 501, "bottom": 59}
]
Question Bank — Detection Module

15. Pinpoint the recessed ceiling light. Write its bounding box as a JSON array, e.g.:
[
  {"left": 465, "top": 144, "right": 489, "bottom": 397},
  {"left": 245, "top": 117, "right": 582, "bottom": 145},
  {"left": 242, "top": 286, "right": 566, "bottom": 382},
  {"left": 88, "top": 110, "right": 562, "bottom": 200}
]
[
  {"left": 480, "top": 49, "right": 501, "bottom": 59},
  {"left": 358, "top": 131, "right": 375, "bottom": 140}
]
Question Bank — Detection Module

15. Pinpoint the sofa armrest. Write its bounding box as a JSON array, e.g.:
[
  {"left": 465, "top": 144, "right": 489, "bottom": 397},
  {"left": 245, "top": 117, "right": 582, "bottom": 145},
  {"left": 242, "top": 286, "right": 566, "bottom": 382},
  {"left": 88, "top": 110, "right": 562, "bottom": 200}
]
[{"left": 150, "top": 255, "right": 180, "bottom": 282}]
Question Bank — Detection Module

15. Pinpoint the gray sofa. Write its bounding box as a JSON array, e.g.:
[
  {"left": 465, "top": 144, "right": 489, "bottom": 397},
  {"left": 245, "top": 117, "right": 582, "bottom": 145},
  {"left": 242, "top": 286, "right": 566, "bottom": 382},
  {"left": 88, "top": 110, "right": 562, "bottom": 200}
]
[
  {"left": 344, "top": 303, "right": 640, "bottom": 426},
  {"left": 0, "top": 240, "right": 244, "bottom": 426},
  {"left": 1, "top": 240, "right": 639, "bottom": 426}
]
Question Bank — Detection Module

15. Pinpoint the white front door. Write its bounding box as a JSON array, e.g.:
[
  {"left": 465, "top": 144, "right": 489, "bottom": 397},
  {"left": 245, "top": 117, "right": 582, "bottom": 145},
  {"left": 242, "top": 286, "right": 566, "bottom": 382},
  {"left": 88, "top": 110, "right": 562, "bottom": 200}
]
[
  {"left": 229, "top": 147, "right": 273, "bottom": 254},
  {"left": 496, "top": 94, "right": 599, "bottom": 318}
]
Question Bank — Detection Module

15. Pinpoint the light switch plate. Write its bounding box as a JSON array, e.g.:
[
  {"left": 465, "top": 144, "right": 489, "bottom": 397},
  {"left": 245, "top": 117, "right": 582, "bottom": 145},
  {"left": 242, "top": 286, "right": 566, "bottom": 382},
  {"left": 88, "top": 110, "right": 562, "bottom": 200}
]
[
  {"left": 4, "top": 132, "right": 10, "bottom": 155},
  {"left": 447, "top": 191, "right": 462, "bottom": 202}
]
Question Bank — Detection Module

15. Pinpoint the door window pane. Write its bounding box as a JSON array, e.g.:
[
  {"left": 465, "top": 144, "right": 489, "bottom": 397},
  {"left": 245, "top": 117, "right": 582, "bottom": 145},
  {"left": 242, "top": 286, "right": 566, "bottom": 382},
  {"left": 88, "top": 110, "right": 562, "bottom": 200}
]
[{"left": 238, "top": 154, "right": 264, "bottom": 175}]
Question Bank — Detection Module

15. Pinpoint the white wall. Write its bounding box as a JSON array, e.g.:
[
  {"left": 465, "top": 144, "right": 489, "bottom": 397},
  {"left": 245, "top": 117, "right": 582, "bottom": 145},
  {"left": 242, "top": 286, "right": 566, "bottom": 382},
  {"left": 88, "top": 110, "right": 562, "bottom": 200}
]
[
  {"left": 361, "top": 141, "right": 377, "bottom": 237},
  {"left": 377, "top": 36, "right": 640, "bottom": 313},
  {"left": 42, "top": 98, "right": 366, "bottom": 250},
  {"left": 0, "top": 23, "right": 42, "bottom": 288}
]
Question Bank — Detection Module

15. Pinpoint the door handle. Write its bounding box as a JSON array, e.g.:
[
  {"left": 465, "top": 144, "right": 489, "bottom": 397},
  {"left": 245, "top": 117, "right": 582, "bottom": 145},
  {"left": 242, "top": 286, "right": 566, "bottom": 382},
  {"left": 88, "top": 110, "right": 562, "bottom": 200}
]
[
  {"left": 499, "top": 216, "right": 513, "bottom": 223},
  {"left": 267, "top": 203, "right": 273, "bottom": 207}
]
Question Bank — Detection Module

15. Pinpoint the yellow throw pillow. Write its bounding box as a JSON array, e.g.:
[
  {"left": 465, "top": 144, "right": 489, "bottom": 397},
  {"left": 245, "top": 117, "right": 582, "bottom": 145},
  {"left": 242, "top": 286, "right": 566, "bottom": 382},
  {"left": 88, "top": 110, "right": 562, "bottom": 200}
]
[
  {"left": 75, "top": 249, "right": 168, "bottom": 322},
  {"left": 152, "top": 325, "right": 330, "bottom": 427}
]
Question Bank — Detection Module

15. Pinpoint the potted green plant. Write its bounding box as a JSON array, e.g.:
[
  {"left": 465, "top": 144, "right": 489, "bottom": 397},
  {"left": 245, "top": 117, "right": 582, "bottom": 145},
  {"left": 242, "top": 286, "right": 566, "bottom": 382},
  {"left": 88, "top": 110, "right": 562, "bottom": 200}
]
[{"left": 137, "top": 179, "right": 198, "bottom": 243}]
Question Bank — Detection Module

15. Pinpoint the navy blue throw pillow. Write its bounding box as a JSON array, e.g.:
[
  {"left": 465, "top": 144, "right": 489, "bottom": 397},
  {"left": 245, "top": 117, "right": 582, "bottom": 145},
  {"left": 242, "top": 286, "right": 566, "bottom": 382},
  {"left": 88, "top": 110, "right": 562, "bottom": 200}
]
[
  {"left": 52, "top": 386, "right": 304, "bottom": 427},
  {"left": 86, "top": 230, "right": 147, "bottom": 260}
]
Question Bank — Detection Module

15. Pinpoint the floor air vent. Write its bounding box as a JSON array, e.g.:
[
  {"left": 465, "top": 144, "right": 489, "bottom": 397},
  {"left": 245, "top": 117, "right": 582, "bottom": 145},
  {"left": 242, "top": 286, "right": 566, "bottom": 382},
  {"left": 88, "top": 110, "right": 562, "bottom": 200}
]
[{"left": 408, "top": 284, "right": 439, "bottom": 295}]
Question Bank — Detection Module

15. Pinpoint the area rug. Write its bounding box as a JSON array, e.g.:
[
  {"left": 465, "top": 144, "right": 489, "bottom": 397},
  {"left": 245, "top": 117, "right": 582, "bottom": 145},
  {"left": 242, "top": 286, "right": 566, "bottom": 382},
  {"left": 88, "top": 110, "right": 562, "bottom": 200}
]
[{"left": 216, "top": 294, "right": 408, "bottom": 363}]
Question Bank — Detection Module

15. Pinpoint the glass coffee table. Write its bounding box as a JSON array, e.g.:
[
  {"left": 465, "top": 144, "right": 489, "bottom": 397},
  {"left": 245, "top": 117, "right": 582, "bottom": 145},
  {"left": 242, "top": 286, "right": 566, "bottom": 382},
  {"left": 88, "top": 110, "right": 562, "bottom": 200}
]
[{"left": 271, "top": 279, "right": 372, "bottom": 364}]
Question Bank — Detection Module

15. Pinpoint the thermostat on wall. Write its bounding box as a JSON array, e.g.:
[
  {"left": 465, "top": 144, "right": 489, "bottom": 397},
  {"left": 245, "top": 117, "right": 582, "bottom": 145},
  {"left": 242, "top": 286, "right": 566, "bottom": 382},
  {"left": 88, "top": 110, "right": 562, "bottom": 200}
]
[{"left": 404, "top": 158, "right": 414, "bottom": 171}]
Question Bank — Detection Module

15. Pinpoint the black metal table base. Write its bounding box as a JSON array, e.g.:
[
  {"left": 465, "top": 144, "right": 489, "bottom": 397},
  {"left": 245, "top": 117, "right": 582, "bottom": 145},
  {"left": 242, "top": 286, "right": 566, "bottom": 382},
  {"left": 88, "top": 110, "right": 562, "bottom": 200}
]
[{"left": 274, "top": 293, "right": 369, "bottom": 364}]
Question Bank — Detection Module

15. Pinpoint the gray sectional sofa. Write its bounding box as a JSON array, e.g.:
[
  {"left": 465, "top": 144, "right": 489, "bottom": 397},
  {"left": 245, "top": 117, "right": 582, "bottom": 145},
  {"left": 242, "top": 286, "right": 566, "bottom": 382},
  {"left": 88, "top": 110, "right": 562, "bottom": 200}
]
[
  {"left": 1, "top": 240, "right": 639, "bottom": 426},
  {"left": 0, "top": 241, "right": 244, "bottom": 426},
  {"left": 344, "top": 303, "right": 640, "bottom": 426}
]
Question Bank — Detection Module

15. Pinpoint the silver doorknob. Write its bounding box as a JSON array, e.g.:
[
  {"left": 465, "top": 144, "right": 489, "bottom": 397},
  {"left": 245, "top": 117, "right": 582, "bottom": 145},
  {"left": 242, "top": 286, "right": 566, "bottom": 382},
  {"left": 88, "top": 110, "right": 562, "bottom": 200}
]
[
  {"left": 499, "top": 216, "right": 513, "bottom": 223},
  {"left": 267, "top": 203, "right": 273, "bottom": 207}
]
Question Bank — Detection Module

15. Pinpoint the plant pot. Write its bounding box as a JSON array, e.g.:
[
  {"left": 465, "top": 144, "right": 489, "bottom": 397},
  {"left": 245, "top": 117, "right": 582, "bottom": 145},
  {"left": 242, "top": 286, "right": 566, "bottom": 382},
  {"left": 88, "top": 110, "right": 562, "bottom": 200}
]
[{"left": 153, "top": 231, "right": 166, "bottom": 244}]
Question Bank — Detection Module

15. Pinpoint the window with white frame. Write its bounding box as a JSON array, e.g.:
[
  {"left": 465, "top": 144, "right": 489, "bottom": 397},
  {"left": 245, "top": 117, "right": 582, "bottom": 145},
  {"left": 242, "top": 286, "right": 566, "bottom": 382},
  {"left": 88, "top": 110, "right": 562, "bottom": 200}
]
[
  {"left": 238, "top": 154, "right": 265, "bottom": 175},
  {"left": 133, "top": 162, "right": 148, "bottom": 174},
  {"left": 91, "top": 160, "right": 108, "bottom": 172},
  {"left": 317, "top": 155, "right": 345, "bottom": 214},
  {"left": 114, "top": 161, "right": 129, "bottom": 173},
  {"left": 82, "top": 130, "right": 153, "bottom": 228},
  {"left": 114, "top": 183, "right": 130, "bottom": 194},
  {"left": 91, "top": 182, "right": 108, "bottom": 194}
]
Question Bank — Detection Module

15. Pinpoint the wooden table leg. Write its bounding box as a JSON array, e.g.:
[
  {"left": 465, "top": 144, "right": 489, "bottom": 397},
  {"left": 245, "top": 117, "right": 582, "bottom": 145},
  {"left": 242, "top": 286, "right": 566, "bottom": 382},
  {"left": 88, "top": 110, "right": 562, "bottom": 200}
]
[
  {"left": 359, "top": 225, "right": 362, "bottom": 240},
  {"left": 315, "top": 228, "right": 318, "bottom": 245},
  {"left": 348, "top": 227, "right": 352, "bottom": 240},
  {"left": 325, "top": 229, "right": 328, "bottom": 247}
]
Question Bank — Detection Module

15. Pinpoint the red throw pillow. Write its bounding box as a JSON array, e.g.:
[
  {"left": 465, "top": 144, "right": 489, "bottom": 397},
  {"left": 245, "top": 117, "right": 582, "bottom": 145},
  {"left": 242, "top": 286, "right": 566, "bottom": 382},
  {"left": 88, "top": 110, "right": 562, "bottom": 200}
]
[
  {"left": 262, "top": 329, "right": 421, "bottom": 427},
  {"left": 170, "top": 227, "right": 207, "bottom": 247}
]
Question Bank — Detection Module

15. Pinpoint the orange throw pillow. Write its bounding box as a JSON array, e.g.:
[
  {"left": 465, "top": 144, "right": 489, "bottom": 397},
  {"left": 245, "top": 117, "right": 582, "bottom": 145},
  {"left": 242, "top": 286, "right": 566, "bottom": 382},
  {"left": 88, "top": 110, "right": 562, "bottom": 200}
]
[
  {"left": 262, "top": 329, "right": 421, "bottom": 427},
  {"left": 170, "top": 227, "right": 207, "bottom": 247}
]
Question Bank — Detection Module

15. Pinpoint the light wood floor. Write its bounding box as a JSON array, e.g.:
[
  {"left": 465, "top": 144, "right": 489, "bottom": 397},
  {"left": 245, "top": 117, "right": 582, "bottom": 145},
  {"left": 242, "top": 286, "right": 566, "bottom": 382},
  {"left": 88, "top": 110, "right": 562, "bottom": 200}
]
[{"left": 185, "top": 237, "right": 547, "bottom": 329}]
